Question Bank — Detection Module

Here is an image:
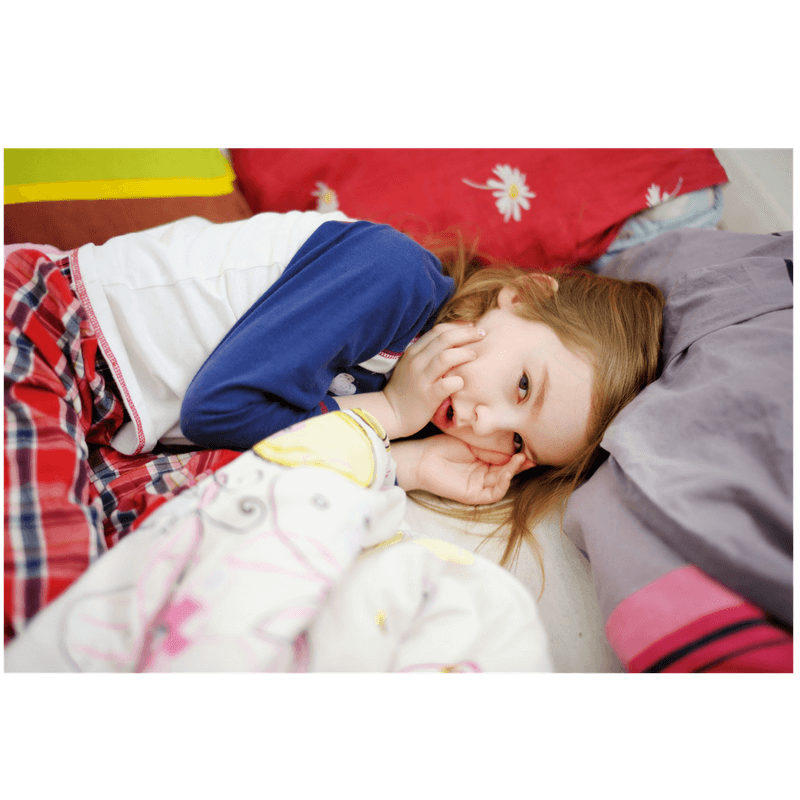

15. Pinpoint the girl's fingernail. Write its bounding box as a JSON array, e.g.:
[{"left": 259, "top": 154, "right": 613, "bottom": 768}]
[{"left": 477, "top": 329, "right": 486, "bottom": 336}]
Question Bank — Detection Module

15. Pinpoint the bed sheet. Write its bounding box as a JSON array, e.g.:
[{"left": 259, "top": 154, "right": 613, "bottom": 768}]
[{"left": 402, "top": 501, "right": 624, "bottom": 673}]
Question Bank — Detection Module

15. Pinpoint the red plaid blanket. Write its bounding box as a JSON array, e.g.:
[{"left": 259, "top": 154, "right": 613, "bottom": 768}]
[{"left": 4, "top": 248, "right": 238, "bottom": 643}]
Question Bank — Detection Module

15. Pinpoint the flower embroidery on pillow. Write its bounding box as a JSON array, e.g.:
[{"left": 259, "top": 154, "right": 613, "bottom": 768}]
[
  {"left": 463, "top": 164, "right": 536, "bottom": 222},
  {"left": 645, "top": 177, "right": 684, "bottom": 207},
  {"left": 312, "top": 181, "right": 340, "bottom": 212}
]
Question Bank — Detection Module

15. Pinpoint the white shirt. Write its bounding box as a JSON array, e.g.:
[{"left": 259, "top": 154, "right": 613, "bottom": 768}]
[{"left": 71, "top": 211, "right": 351, "bottom": 454}]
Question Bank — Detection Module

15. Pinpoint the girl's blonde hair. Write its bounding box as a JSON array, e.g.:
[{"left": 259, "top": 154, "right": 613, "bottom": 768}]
[{"left": 414, "top": 230, "right": 665, "bottom": 574}]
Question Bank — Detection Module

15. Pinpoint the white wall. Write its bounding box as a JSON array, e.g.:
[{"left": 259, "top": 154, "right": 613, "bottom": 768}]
[{"left": 714, "top": 148, "right": 793, "bottom": 234}]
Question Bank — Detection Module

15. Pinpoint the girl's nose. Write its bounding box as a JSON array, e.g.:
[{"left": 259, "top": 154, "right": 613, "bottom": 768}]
[
  {"left": 472, "top": 404, "right": 503, "bottom": 437},
  {"left": 471, "top": 407, "right": 516, "bottom": 456}
]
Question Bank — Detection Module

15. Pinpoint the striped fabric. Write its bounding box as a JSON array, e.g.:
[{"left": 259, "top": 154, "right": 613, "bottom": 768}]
[{"left": 606, "top": 565, "right": 793, "bottom": 673}]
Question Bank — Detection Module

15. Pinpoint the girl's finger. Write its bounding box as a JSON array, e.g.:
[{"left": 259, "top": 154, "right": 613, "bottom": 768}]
[
  {"left": 410, "top": 322, "right": 484, "bottom": 357},
  {"left": 479, "top": 456, "right": 532, "bottom": 503},
  {"left": 436, "top": 325, "right": 486, "bottom": 351},
  {"left": 514, "top": 454, "right": 535, "bottom": 474},
  {"left": 419, "top": 332, "right": 484, "bottom": 379},
  {"left": 434, "top": 345, "right": 478, "bottom": 372},
  {"left": 438, "top": 374, "right": 465, "bottom": 397},
  {"left": 510, "top": 454, "right": 532, "bottom": 477}
]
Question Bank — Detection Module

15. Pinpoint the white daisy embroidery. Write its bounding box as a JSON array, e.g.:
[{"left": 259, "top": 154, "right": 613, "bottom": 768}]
[
  {"left": 645, "top": 177, "right": 684, "bottom": 207},
  {"left": 463, "top": 164, "right": 536, "bottom": 222},
  {"left": 312, "top": 181, "right": 340, "bottom": 212}
]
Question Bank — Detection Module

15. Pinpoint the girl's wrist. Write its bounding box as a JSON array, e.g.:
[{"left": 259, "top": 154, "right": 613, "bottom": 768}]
[
  {"left": 390, "top": 440, "right": 423, "bottom": 492},
  {"left": 336, "top": 391, "right": 403, "bottom": 440}
]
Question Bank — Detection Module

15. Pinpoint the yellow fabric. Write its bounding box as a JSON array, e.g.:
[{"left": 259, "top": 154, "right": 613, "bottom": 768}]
[
  {"left": 253, "top": 410, "right": 387, "bottom": 489},
  {"left": 413, "top": 538, "right": 476, "bottom": 566},
  {"left": 4, "top": 148, "right": 235, "bottom": 204}
]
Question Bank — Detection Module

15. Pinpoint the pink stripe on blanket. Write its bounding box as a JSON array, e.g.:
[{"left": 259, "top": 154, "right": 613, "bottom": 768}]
[
  {"left": 606, "top": 565, "right": 792, "bottom": 672},
  {"left": 606, "top": 565, "right": 749, "bottom": 665}
]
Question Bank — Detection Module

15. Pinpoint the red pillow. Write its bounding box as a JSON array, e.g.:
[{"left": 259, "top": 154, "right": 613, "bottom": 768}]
[{"left": 230, "top": 149, "right": 728, "bottom": 270}]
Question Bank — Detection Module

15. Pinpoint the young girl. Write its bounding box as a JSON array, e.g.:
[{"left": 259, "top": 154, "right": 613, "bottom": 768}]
[
  {"left": 4, "top": 210, "right": 663, "bottom": 638},
  {"left": 394, "top": 256, "right": 664, "bottom": 566}
]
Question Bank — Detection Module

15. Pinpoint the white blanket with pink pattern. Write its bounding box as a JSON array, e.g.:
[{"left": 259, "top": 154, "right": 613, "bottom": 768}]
[{"left": 5, "top": 410, "right": 551, "bottom": 672}]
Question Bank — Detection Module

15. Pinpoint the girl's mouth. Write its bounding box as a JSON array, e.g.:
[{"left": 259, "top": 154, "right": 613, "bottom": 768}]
[{"left": 433, "top": 397, "right": 454, "bottom": 430}]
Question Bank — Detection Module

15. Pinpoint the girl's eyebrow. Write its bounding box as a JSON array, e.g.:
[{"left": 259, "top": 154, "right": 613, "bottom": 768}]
[{"left": 532, "top": 366, "right": 549, "bottom": 415}]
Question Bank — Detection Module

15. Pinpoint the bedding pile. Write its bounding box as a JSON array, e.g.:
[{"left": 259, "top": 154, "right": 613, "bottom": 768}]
[
  {"left": 3, "top": 245, "right": 242, "bottom": 643},
  {"left": 5, "top": 148, "right": 789, "bottom": 673},
  {"left": 5, "top": 409, "right": 551, "bottom": 672},
  {"left": 565, "top": 228, "right": 794, "bottom": 672}
]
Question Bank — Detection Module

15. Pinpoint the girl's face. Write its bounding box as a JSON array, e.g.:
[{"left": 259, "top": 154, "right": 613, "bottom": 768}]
[{"left": 432, "top": 287, "right": 594, "bottom": 469}]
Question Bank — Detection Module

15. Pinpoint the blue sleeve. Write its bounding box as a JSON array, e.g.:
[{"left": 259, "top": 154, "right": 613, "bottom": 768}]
[{"left": 180, "top": 220, "right": 453, "bottom": 450}]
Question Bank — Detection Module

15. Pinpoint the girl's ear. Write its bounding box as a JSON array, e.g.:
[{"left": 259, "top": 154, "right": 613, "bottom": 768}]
[
  {"left": 497, "top": 275, "right": 559, "bottom": 309},
  {"left": 497, "top": 286, "right": 520, "bottom": 309}
]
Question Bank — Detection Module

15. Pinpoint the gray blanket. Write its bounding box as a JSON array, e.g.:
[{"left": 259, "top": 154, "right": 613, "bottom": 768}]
[{"left": 564, "top": 228, "right": 792, "bottom": 628}]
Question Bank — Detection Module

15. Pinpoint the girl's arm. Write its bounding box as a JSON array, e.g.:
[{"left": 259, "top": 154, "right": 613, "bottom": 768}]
[
  {"left": 335, "top": 391, "right": 404, "bottom": 441},
  {"left": 392, "top": 440, "right": 430, "bottom": 493},
  {"left": 181, "top": 221, "right": 454, "bottom": 450}
]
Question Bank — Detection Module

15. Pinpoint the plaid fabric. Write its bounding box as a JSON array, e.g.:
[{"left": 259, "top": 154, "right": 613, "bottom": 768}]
[{"left": 4, "top": 248, "right": 239, "bottom": 643}]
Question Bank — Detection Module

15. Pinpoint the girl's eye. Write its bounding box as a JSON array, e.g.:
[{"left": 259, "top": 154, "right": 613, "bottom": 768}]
[{"left": 514, "top": 375, "right": 529, "bottom": 454}]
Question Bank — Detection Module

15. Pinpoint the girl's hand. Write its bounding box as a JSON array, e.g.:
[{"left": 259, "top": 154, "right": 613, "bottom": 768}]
[
  {"left": 393, "top": 436, "right": 534, "bottom": 506},
  {"left": 383, "top": 323, "right": 485, "bottom": 438}
]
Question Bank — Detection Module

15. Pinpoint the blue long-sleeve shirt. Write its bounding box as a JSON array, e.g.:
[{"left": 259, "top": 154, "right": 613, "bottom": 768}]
[{"left": 181, "top": 220, "right": 454, "bottom": 450}]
